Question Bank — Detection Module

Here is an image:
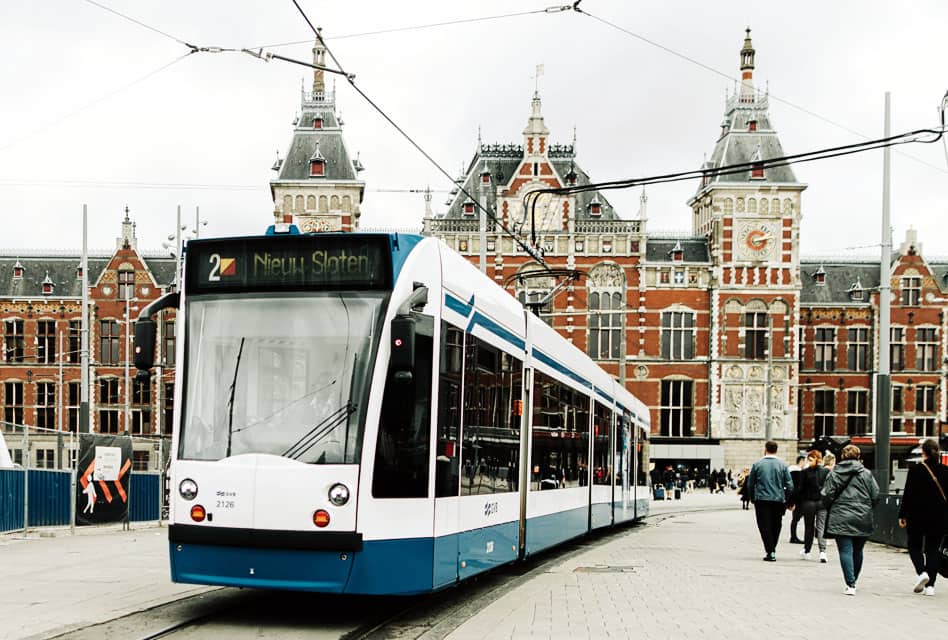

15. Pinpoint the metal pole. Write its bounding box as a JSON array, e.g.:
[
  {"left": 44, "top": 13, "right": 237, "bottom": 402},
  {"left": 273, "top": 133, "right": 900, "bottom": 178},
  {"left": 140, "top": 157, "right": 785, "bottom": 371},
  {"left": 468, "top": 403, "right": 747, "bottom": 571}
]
[
  {"left": 80, "top": 205, "right": 90, "bottom": 434},
  {"left": 195, "top": 206, "right": 200, "bottom": 239},
  {"left": 875, "top": 92, "right": 892, "bottom": 493},
  {"left": 22, "top": 421, "right": 29, "bottom": 534},
  {"left": 478, "top": 186, "right": 487, "bottom": 274},
  {"left": 765, "top": 314, "right": 774, "bottom": 441},
  {"left": 124, "top": 293, "right": 131, "bottom": 435},
  {"left": 176, "top": 205, "right": 182, "bottom": 289},
  {"left": 69, "top": 430, "right": 75, "bottom": 534}
]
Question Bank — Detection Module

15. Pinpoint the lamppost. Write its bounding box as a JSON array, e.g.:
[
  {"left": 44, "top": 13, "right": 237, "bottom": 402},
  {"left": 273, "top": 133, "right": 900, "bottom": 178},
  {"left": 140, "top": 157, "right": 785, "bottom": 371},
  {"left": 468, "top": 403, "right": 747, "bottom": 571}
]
[{"left": 124, "top": 293, "right": 139, "bottom": 435}]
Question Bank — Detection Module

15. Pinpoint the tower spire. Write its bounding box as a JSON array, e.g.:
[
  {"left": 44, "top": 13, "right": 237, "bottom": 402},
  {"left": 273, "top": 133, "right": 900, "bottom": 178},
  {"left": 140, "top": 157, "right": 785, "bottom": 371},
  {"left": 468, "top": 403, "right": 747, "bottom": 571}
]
[
  {"left": 312, "top": 31, "right": 326, "bottom": 98},
  {"left": 739, "top": 27, "right": 756, "bottom": 103}
]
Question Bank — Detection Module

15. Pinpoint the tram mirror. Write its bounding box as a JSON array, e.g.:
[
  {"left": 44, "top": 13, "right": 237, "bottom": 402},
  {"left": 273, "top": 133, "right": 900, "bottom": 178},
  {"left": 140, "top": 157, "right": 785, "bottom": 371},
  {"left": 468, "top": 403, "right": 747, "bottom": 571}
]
[
  {"left": 390, "top": 315, "right": 416, "bottom": 380},
  {"left": 133, "top": 318, "right": 157, "bottom": 372}
]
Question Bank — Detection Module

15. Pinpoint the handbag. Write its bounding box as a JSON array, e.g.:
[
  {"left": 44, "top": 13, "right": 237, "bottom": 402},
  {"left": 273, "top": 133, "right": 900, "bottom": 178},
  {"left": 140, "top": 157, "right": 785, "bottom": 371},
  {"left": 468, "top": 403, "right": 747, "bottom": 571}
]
[{"left": 822, "top": 473, "right": 857, "bottom": 539}]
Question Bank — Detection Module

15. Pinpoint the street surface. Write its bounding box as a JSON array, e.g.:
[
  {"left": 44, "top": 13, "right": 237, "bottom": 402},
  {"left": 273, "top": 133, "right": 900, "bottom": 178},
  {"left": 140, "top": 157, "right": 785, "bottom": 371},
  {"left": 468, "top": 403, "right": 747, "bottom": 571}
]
[{"left": 3, "top": 493, "right": 946, "bottom": 640}]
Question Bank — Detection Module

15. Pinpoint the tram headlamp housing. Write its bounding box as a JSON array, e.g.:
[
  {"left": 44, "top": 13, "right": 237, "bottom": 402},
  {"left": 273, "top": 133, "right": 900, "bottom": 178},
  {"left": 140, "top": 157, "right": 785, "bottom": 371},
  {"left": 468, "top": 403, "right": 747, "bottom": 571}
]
[
  {"left": 328, "top": 483, "right": 350, "bottom": 506},
  {"left": 179, "top": 478, "right": 199, "bottom": 501}
]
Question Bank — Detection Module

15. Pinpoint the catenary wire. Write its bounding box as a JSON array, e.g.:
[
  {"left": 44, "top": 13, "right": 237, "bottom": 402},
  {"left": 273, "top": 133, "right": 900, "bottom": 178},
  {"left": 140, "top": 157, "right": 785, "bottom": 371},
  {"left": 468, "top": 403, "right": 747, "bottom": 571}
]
[
  {"left": 574, "top": 6, "right": 948, "bottom": 177},
  {"left": 0, "top": 53, "right": 192, "bottom": 155},
  {"left": 83, "top": 0, "right": 191, "bottom": 46},
  {"left": 252, "top": 5, "right": 571, "bottom": 49},
  {"left": 285, "top": 0, "right": 550, "bottom": 267}
]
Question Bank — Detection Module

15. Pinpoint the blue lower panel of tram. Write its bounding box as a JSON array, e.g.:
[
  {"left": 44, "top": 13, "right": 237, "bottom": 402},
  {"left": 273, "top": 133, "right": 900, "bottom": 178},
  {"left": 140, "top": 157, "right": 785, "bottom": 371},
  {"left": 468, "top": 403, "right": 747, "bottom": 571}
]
[{"left": 524, "top": 506, "right": 588, "bottom": 555}]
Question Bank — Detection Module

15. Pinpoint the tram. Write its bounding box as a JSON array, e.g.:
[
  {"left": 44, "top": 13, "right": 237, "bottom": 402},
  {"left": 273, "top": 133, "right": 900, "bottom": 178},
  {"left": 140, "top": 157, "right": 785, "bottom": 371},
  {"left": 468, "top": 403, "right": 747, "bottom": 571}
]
[{"left": 133, "top": 228, "right": 650, "bottom": 595}]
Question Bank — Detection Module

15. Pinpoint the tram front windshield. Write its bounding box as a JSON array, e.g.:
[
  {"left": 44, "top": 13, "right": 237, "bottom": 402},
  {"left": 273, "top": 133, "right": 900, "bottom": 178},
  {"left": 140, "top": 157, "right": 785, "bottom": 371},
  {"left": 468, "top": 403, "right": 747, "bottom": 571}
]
[{"left": 180, "top": 292, "right": 384, "bottom": 464}]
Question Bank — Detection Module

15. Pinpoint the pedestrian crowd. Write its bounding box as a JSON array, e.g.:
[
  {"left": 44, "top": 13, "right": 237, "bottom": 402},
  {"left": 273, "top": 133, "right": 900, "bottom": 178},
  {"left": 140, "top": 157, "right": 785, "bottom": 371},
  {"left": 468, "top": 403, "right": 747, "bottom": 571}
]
[{"left": 744, "top": 438, "right": 948, "bottom": 597}]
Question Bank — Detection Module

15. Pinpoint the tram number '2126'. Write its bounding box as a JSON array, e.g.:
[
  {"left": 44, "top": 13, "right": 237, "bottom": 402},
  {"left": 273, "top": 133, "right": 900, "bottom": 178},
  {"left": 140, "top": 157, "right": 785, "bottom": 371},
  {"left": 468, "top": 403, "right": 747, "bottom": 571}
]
[{"left": 484, "top": 501, "right": 498, "bottom": 517}]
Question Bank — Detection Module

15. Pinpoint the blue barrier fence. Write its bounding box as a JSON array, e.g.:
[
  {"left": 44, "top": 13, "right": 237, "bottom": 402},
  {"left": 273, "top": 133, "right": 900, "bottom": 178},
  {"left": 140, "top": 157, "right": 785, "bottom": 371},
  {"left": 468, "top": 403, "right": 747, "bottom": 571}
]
[{"left": 0, "top": 468, "right": 162, "bottom": 533}]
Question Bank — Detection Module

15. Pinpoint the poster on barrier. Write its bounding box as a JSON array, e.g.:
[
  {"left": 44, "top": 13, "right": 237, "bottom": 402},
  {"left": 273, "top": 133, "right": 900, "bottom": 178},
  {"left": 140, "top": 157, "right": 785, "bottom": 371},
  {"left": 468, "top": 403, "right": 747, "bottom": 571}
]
[{"left": 75, "top": 434, "right": 132, "bottom": 526}]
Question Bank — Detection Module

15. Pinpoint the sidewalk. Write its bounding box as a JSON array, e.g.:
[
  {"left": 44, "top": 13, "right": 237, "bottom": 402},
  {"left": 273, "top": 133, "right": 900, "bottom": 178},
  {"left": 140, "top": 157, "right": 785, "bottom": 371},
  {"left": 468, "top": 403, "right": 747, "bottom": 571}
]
[
  {"left": 0, "top": 525, "right": 213, "bottom": 640},
  {"left": 445, "top": 494, "right": 948, "bottom": 639}
]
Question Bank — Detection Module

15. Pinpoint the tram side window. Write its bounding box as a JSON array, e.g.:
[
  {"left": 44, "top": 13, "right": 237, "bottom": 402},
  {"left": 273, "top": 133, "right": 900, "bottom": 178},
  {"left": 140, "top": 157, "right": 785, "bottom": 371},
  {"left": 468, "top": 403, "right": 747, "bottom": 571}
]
[
  {"left": 636, "top": 424, "right": 649, "bottom": 486},
  {"left": 436, "top": 323, "right": 464, "bottom": 497},
  {"left": 372, "top": 320, "right": 433, "bottom": 499},
  {"left": 531, "top": 372, "right": 590, "bottom": 490},
  {"left": 592, "top": 402, "right": 613, "bottom": 485},
  {"left": 461, "top": 335, "right": 523, "bottom": 495}
]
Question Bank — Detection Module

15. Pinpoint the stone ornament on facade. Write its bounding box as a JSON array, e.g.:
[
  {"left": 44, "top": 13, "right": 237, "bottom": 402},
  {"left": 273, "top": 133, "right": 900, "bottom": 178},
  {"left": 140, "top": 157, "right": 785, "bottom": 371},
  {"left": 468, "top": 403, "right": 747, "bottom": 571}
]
[{"left": 634, "top": 365, "right": 648, "bottom": 381}]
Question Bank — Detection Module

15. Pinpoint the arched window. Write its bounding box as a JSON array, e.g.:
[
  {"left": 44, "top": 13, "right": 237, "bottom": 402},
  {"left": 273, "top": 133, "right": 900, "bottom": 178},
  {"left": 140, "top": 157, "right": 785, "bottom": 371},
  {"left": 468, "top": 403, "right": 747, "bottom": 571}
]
[
  {"left": 330, "top": 195, "right": 340, "bottom": 210},
  {"left": 723, "top": 198, "right": 734, "bottom": 215},
  {"left": 587, "top": 263, "right": 625, "bottom": 359},
  {"left": 318, "top": 195, "right": 329, "bottom": 213},
  {"left": 748, "top": 198, "right": 757, "bottom": 213},
  {"left": 283, "top": 195, "right": 293, "bottom": 213},
  {"left": 342, "top": 195, "right": 352, "bottom": 212},
  {"left": 294, "top": 195, "right": 304, "bottom": 212},
  {"left": 306, "top": 195, "right": 316, "bottom": 211}
]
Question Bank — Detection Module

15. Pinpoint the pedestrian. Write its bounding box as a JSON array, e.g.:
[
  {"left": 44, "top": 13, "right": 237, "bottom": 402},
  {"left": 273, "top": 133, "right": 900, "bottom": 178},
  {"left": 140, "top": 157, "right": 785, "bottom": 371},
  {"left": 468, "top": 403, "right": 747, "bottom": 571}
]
[
  {"left": 814, "top": 452, "right": 836, "bottom": 556},
  {"left": 897, "top": 438, "right": 948, "bottom": 596},
  {"left": 737, "top": 467, "right": 751, "bottom": 510},
  {"left": 746, "top": 440, "right": 794, "bottom": 562},
  {"left": 797, "top": 450, "right": 829, "bottom": 562},
  {"left": 717, "top": 468, "right": 727, "bottom": 493},
  {"left": 821, "top": 444, "right": 880, "bottom": 596},
  {"left": 788, "top": 455, "right": 805, "bottom": 544}
]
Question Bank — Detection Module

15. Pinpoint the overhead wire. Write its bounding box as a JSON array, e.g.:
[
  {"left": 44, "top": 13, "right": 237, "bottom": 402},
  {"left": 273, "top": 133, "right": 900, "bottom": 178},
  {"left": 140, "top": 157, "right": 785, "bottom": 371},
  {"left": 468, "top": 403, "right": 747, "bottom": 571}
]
[
  {"left": 251, "top": 5, "right": 571, "bottom": 49},
  {"left": 573, "top": 5, "right": 948, "bottom": 177},
  {"left": 280, "top": 0, "right": 551, "bottom": 267},
  {"left": 0, "top": 53, "right": 192, "bottom": 154},
  {"left": 521, "top": 124, "right": 945, "bottom": 247}
]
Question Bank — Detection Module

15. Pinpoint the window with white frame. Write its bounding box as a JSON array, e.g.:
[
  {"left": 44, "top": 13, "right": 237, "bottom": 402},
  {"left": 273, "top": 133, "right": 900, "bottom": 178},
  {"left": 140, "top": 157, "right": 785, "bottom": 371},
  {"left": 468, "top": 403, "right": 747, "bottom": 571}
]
[
  {"left": 37, "top": 320, "right": 56, "bottom": 364},
  {"left": 36, "top": 382, "right": 55, "bottom": 429},
  {"left": 915, "top": 385, "right": 936, "bottom": 437},
  {"left": 915, "top": 327, "right": 938, "bottom": 371},
  {"left": 659, "top": 379, "right": 693, "bottom": 437},
  {"left": 4, "top": 381, "right": 24, "bottom": 426},
  {"left": 901, "top": 276, "right": 921, "bottom": 306},
  {"left": 661, "top": 311, "right": 695, "bottom": 360},
  {"left": 891, "top": 385, "right": 903, "bottom": 433},
  {"left": 586, "top": 264, "right": 625, "bottom": 360},
  {"left": 813, "top": 327, "right": 835, "bottom": 371},
  {"left": 745, "top": 312, "right": 768, "bottom": 360},
  {"left": 814, "top": 389, "right": 835, "bottom": 438},
  {"left": 132, "top": 379, "right": 151, "bottom": 435},
  {"left": 890, "top": 327, "right": 905, "bottom": 372},
  {"left": 847, "top": 328, "right": 869, "bottom": 371},
  {"left": 3, "top": 319, "right": 24, "bottom": 363},
  {"left": 846, "top": 389, "right": 869, "bottom": 436}
]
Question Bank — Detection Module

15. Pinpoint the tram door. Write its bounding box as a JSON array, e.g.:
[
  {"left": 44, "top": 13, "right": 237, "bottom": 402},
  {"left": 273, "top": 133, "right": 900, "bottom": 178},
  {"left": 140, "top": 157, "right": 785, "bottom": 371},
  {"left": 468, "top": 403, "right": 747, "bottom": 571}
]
[{"left": 615, "top": 414, "right": 633, "bottom": 522}]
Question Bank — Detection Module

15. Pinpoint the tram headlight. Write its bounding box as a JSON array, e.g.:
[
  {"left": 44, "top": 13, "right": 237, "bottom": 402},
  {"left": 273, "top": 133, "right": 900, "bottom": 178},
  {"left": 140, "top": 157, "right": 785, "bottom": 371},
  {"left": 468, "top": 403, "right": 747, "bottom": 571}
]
[
  {"left": 178, "top": 478, "right": 199, "bottom": 501},
  {"left": 328, "top": 483, "right": 350, "bottom": 506}
]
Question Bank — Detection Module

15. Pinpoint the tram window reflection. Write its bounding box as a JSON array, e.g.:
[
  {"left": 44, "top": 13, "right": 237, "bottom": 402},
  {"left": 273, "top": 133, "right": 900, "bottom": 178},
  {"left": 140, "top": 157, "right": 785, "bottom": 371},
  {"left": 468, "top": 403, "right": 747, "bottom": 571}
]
[{"left": 531, "top": 372, "right": 590, "bottom": 491}]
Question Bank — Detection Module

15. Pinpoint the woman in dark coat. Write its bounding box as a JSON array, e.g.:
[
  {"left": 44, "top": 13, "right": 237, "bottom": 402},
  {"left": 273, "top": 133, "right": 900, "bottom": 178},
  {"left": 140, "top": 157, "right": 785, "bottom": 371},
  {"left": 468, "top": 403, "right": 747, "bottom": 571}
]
[
  {"left": 898, "top": 438, "right": 948, "bottom": 596},
  {"left": 797, "top": 450, "right": 829, "bottom": 561},
  {"left": 821, "top": 444, "right": 880, "bottom": 595}
]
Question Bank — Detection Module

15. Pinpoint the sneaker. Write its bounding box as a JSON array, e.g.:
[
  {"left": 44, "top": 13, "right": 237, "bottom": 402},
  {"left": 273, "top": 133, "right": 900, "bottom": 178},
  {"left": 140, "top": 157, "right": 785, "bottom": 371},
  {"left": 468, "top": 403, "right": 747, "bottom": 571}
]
[
  {"left": 844, "top": 586, "right": 856, "bottom": 596},
  {"left": 763, "top": 553, "right": 776, "bottom": 562},
  {"left": 923, "top": 586, "right": 935, "bottom": 596},
  {"left": 790, "top": 537, "right": 803, "bottom": 544},
  {"left": 819, "top": 552, "right": 827, "bottom": 563},
  {"left": 799, "top": 550, "right": 811, "bottom": 560},
  {"left": 914, "top": 572, "right": 930, "bottom": 593}
]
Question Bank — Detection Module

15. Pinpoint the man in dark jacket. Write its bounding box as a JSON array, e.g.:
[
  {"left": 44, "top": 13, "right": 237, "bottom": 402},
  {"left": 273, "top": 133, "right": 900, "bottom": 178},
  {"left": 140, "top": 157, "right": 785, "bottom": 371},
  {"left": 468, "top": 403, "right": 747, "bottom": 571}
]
[
  {"left": 898, "top": 438, "right": 948, "bottom": 596},
  {"left": 746, "top": 440, "right": 794, "bottom": 561}
]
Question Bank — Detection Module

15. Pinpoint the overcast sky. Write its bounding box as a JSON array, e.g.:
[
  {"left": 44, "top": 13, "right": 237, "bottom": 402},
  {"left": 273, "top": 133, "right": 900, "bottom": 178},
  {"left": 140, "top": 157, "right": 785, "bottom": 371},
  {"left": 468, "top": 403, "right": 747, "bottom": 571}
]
[{"left": 1, "top": 1, "right": 946, "bottom": 258}]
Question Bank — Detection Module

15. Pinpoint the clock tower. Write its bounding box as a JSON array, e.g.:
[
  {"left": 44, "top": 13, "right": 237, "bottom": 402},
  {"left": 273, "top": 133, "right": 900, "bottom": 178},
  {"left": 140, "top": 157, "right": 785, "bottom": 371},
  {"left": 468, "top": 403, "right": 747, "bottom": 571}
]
[{"left": 689, "top": 29, "right": 807, "bottom": 467}]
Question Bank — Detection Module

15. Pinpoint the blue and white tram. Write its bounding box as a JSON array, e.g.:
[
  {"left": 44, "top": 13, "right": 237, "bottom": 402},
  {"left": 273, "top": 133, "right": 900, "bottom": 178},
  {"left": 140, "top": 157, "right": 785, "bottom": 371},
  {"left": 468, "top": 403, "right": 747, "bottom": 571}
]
[{"left": 133, "top": 229, "right": 650, "bottom": 595}]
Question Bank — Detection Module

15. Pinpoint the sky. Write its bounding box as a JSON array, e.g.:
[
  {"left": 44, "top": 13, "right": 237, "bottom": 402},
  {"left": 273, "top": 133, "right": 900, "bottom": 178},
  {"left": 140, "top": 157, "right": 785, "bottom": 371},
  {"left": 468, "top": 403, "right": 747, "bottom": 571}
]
[{"left": 1, "top": 0, "right": 946, "bottom": 258}]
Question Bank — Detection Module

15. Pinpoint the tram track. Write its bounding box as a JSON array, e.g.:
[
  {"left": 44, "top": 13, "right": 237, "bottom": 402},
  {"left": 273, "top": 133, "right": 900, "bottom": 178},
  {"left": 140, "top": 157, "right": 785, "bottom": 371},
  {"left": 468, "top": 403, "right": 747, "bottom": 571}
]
[{"left": 42, "top": 506, "right": 738, "bottom": 640}]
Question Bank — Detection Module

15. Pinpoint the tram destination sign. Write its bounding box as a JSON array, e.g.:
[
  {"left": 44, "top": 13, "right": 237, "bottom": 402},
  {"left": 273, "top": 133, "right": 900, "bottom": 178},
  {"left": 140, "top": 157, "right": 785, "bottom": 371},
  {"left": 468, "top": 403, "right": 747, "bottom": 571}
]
[{"left": 185, "top": 235, "right": 391, "bottom": 292}]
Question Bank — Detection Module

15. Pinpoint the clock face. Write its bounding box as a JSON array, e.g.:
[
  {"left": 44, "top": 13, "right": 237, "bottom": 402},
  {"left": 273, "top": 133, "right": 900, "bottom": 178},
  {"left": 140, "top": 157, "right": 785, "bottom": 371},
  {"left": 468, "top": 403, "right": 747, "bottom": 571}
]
[{"left": 738, "top": 220, "right": 778, "bottom": 260}]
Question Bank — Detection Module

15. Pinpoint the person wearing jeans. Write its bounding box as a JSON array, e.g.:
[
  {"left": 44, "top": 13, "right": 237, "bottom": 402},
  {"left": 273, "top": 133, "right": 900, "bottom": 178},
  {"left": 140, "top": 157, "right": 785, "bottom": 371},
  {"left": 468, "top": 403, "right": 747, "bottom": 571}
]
[{"left": 821, "top": 444, "right": 880, "bottom": 595}]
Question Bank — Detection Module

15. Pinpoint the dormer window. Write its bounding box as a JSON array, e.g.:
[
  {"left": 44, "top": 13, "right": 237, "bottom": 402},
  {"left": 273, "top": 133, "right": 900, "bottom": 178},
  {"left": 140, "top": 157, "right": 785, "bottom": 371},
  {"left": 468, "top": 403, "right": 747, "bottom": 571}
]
[
  {"left": 814, "top": 265, "right": 827, "bottom": 286},
  {"left": 751, "top": 162, "right": 764, "bottom": 179},
  {"left": 748, "top": 119, "right": 758, "bottom": 132},
  {"left": 313, "top": 117, "right": 323, "bottom": 129},
  {"left": 76, "top": 266, "right": 83, "bottom": 279},
  {"left": 670, "top": 240, "right": 684, "bottom": 262},
  {"left": 480, "top": 170, "right": 491, "bottom": 185},
  {"left": 462, "top": 201, "right": 475, "bottom": 215},
  {"left": 12, "top": 261, "right": 24, "bottom": 279},
  {"left": 589, "top": 196, "right": 602, "bottom": 216},
  {"left": 566, "top": 170, "right": 577, "bottom": 186},
  {"left": 42, "top": 272, "right": 54, "bottom": 295},
  {"left": 310, "top": 159, "right": 325, "bottom": 176}
]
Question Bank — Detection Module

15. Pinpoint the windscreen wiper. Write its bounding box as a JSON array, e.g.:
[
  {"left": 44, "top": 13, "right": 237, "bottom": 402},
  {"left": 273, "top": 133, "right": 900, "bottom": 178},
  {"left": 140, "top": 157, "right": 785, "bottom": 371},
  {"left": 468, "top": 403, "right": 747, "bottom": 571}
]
[
  {"left": 282, "top": 402, "right": 356, "bottom": 461},
  {"left": 225, "top": 337, "right": 246, "bottom": 458}
]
